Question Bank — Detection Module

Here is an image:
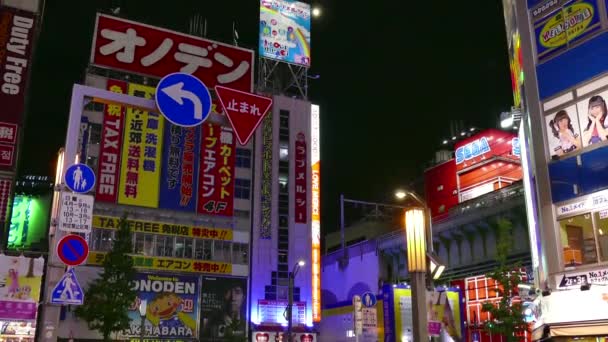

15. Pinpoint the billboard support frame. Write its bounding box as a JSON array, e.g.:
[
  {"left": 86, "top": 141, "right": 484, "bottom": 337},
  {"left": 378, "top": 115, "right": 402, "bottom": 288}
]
[{"left": 257, "top": 57, "right": 309, "bottom": 99}]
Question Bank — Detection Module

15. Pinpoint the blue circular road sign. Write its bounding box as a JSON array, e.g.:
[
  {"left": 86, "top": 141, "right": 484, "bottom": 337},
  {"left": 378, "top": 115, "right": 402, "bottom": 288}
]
[
  {"left": 57, "top": 234, "right": 89, "bottom": 266},
  {"left": 156, "top": 73, "right": 212, "bottom": 127},
  {"left": 64, "top": 163, "right": 96, "bottom": 193},
  {"left": 362, "top": 292, "right": 377, "bottom": 307}
]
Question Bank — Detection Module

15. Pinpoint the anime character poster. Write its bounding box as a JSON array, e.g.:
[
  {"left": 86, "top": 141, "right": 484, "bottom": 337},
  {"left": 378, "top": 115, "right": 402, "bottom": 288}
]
[
  {"left": 200, "top": 277, "right": 247, "bottom": 341},
  {"left": 0, "top": 255, "right": 44, "bottom": 320},
  {"left": 545, "top": 104, "right": 582, "bottom": 159},
  {"left": 576, "top": 89, "right": 608, "bottom": 148},
  {"left": 123, "top": 273, "right": 200, "bottom": 339}
]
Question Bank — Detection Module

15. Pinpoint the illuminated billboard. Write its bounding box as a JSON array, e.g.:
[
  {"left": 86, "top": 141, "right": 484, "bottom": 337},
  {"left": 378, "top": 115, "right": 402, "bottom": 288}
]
[
  {"left": 259, "top": 0, "right": 311, "bottom": 67},
  {"left": 7, "top": 194, "right": 51, "bottom": 250},
  {"left": 311, "top": 104, "right": 321, "bottom": 322}
]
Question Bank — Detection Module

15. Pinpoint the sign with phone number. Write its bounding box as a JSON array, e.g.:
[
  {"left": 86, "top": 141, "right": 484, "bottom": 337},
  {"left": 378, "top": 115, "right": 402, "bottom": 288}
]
[{"left": 556, "top": 268, "right": 608, "bottom": 289}]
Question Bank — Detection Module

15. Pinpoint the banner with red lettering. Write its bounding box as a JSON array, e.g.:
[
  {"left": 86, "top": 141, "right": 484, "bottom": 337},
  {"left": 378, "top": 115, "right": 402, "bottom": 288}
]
[
  {"left": 197, "top": 123, "right": 236, "bottom": 217},
  {"left": 295, "top": 132, "right": 307, "bottom": 223},
  {"left": 0, "top": 6, "right": 36, "bottom": 125},
  {"left": 96, "top": 79, "right": 127, "bottom": 203}
]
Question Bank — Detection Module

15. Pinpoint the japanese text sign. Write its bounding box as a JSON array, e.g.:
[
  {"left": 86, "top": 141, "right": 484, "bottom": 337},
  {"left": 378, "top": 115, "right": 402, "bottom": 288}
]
[
  {"left": 197, "top": 123, "right": 236, "bottom": 217},
  {"left": 215, "top": 85, "right": 273, "bottom": 145},
  {"left": 118, "top": 83, "right": 164, "bottom": 208},
  {"left": 91, "top": 14, "right": 254, "bottom": 92},
  {"left": 93, "top": 215, "right": 233, "bottom": 241},
  {"left": 123, "top": 273, "right": 200, "bottom": 339},
  {"left": 88, "top": 252, "right": 232, "bottom": 275},
  {"left": 0, "top": 144, "right": 15, "bottom": 168},
  {"left": 259, "top": 0, "right": 311, "bottom": 66},
  {"left": 260, "top": 113, "right": 273, "bottom": 239},
  {"left": 0, "top": 122, "right": 17, "bottom": 145},
  {"left": 311, "top": 104, "right": 321, "bottom": 322},
  {"left": 294, "top": 132, "right": 307, "bottom": 223},
  {"left": 0, "top": 6, "right": 36, "bottom": 125},
  {"left": 160, "top": 124, "right": 200, "bottom": 211},
  {"left": 96, "top": 79, "right": 127, "bottom": 203},
  {"left": 58, "top": 192, "right": 94, "bottom": 234},
  {"left": 0, "top": 177, "right": 11, "bottom": 222}
]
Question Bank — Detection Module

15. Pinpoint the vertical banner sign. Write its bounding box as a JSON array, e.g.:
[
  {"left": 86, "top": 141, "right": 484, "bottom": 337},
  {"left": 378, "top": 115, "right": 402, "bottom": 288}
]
[
  {"left": 96, "top": 79, "right": 126, "bottom": 203},
  {"left": 197, "top": 123, "right": 236, "bottom": 216},
  {"left": 0, "top": 121, "right": 18, "bottom": 170},
  {"left": 118, "top": 83, "right": 164, "bottom": 208},
  {"left": 160, "top": 124, "right": 201, "bottom": 211},
  {"left": 124, "top": 273, "right": 200, "bottom": 339},
  {"left": 294, "top": 132, "right": 307, "bottom": 223},
  {"left": 0, "top": 6, "right": 36, "bottom": 125},
  {"left": 260, "top": 113, "right": 273, "bottom": 239},
  {"left": 311, "top": 105, "right": 321, "bottom": 322},
  {"left": 0, "top": 176, "right": 12, "bottom": 222}
]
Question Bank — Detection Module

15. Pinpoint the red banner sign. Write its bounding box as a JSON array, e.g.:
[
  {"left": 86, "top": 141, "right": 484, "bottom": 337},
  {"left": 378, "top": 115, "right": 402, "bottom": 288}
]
[
  {"left": 0, "top": 122, "right": 17, "bottom": 145},
  {"left": 197, "top": 123, "right": 236, "bottom": 216},
  {"left": 0, "top": 144, "right": 14, "bottom": 167},
  {"left": 0, "top": 6, "right": 36, "bottom": 125},
  {"left": 96, "top": 79, "right": 127, "bottom": 203},
  {"left": 91, "top": 14, "right": 254, "bottom": 92},
  {"left": 295, "top": 132, "right": 307, "bottom": 223}
]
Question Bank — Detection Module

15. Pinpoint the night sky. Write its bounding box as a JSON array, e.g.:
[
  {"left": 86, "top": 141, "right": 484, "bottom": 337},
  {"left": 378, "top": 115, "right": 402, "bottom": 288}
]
[{"left": 21, "top": 0, "right": 513, "bottom": 234}]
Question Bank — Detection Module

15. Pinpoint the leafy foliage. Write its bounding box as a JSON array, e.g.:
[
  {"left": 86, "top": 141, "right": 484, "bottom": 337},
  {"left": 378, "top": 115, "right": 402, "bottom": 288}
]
[
  {"left": 481, "top": 218, "right": 528, "bottom": 342},
  {"left": 75, "top": 216, "right": 137, "bottom": 341}
]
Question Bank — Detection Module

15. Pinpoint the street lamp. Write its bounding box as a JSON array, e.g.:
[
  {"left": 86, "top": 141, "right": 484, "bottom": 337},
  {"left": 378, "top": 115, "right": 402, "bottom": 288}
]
[
  {"left": 312, "top": 7, "right": 321, "bottom": 17},
  {"left": 287, "top": 260, "right": 306, "bottom": 342},
  {"left": 139, "top": 299, "right": 147, "bottom": 342},
  {"left": 405, "top": 208, "right": 429, "bottom": 342}
]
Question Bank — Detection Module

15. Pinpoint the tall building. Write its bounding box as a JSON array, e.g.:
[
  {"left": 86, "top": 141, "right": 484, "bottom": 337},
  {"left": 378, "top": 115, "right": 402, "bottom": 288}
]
[
  {"left": 249, "top": 96, "right": 320, "bottom": 340},
  {"left": 502, "top": 0, "right": 608, "bottom": 339}
]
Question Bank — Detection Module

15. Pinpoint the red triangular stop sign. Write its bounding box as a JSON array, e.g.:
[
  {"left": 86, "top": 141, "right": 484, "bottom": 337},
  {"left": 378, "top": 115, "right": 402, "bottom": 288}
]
[{"left": 215, "top": 86, "right": 273, "bottom": 145}]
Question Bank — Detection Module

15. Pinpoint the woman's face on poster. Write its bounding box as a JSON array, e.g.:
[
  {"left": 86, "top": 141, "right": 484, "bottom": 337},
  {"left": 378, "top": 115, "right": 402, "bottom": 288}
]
[
  {"left": 590, "top": 104, "right": 603, "bottom": 118},
  {"left": 558, "top": 117, "right": 569, "bottom": 131}
]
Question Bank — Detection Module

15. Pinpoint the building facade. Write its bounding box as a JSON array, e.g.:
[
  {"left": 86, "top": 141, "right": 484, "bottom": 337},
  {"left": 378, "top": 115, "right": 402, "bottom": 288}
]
[{"left": 503, "top": 0, "right": 608, "bottom": 339}]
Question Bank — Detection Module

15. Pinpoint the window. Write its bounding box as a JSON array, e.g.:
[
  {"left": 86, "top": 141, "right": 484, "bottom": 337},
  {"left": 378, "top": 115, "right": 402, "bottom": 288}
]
[
  {"left": 143, "top": 234, "right": 154, "bottom": 256},
  {"left": 595, "top": 210, "right": 608, "bottom": 262},
  {"left": 232, "top": 243, "right": 249, "bottom": 264},
  {"left": 175, "top": 237, "right": 186, "bottom": 258},
  {"left": 195, "top": 239, "right": 212, "bottom": 260},
  {"left": 184, "top": 238, "right": 193, "bottom": 259},
  {"left": 156, "top": 236, "right": 174, "bottom": 257},
  {"left": 234, "top": 210, "right": 250, "bottom": 219},
  {"left": 236, "top": 148, "right": 251, "bottom": 168},
  {"left": 559, "top": 213, "right": 597, "bottom": 266},
  {"left": 134, "top": 233, "right": 145, "bottom": 254},
  {"left": 235, "top": 179, "right": 251, "bottom": 199},
  {"left": 214, "top": 241, "right": 232, "bottom": 262},
  {"left": 93, "top": 229, "right": 113, "bottom": 252},
  {"left": 279, "top": 143, "right": 289, "bottom": 161}
]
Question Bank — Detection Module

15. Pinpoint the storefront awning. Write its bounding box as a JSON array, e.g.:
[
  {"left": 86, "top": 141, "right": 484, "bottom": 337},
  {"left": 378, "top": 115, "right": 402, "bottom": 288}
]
[{"left": 533, "top": 321, "right": 608, "bottom": 340}]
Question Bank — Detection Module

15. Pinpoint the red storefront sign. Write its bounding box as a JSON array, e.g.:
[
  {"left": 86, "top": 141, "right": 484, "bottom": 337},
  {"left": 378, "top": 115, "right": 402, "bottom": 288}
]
[
  {"left": 295, "top": 132, "right": 307, "bottom": 223},
  {"left": 91, "top": 14, "right": 254, "bottom": 92},
  {"left": 0, "top": 6, "right": 36, "bottom": 125},
  {"left": 95, "top": 79, "right": 127, "bottom": 203},
  {"left": 0, "top": 122, "right": 17, "bottom": 145},
  {"left": 197, "top": 123, "right": 236, "bottom": 216},
  {"left": 0, "top": 144, "right": 15, "bottom": 167}
]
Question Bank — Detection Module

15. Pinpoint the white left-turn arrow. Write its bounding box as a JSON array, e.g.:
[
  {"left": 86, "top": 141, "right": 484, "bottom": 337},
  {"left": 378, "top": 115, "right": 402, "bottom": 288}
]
[{"left": 161, "top": 82, "right": 203, "bottom": 120}]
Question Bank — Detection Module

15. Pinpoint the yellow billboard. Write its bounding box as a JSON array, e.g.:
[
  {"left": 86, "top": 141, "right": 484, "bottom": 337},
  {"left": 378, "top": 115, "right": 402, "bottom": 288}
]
[
  {"left": 117, "top": 83, "right": 164, "bottom": 207},
  {"left": 92, "top": 215, "right": 233, "bottom": 240},
  {"left": 88, "top": 252, "right": 232, "bottom": 275}
]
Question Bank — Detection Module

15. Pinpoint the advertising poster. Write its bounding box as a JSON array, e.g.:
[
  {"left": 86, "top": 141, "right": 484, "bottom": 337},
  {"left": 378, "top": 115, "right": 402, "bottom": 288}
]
[
  {"left": 88, "top": 252, "right": 232, "bottom": 275},
  {"left": 0, "top": 6, "right": 36, "bottom": 125},
  {"left": 160, "top": 124, "right": 201, "bottom": 211},
  {"left": 7, "top": 194, "right": 51, "bottom": 250},
  {"left": 259, "top": 0, "right": 311, "bottom": 66},
  {"left": 533, "top": 0, "right": 600, "bottom": 62},
  {"left": 91, "top": 14, "right": 254, "bottom": 92},
  {"left": 575, "top": 88, "right": 608, "bottom": 147},
  {"left": 197, "top": 123, "right": 236, "bottom": 217},
  {"left": 200, "top": 277, "right": 247, "bottom": 341},
  {"left": 0, "top": 255, "right": 44, "bottom": 320},
  {"left": 123, "top": 273, "right": 199, "bottom": 339},
  {"left": 294, "top": 132, "right": 307, "bottom": 223},
  {"left": 96, "top": 79, "right": 127, "bottom": 203},
  {"left": 545, "top": 104, "right": 582, "bottom": 158},
  {"left": 118, "top": 83, "right": 164, "bottom": 208}
]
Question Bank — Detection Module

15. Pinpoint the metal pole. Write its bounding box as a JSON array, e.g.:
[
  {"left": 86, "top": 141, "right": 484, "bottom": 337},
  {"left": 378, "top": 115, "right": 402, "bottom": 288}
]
[
  {"left": 340, "top": 194, "right": 345, "bottom": 257},
  {"left": 411, "top": 271, "right": 428, "bottom": 342},
  {"left": 140, "top": 313, "right": 145, "bottom": 342},
  {"left": 287, "top": 272, "right": 294, "bottom": 342}
]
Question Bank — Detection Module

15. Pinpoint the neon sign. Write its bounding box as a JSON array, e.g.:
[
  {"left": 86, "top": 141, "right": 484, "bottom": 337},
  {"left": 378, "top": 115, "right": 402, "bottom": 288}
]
[{"left": 455, "top": 137, "right": 490, "bottom": 164}]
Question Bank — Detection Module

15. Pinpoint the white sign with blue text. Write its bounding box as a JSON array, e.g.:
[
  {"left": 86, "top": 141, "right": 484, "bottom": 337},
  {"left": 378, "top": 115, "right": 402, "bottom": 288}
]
[
  {"left": 64, "top": 163, "right": 96, "bottom": 193},
  {"left": 50, "top": 268, "right": 84, "bottom": 305},
  {"left": 156, "top": 72, "right": 212, "bottom": 127},
  {"left": 455, "top": 137, "right": 491, "bottom": 164}
]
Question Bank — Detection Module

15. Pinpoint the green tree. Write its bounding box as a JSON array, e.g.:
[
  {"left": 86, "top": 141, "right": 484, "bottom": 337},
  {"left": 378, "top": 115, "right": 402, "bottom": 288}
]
[
  {"left": 75, "top": 216, "right": 137, "bottom": 341},
  {"left": 481, "top": 218, "right": 528, "bottom": 342}
]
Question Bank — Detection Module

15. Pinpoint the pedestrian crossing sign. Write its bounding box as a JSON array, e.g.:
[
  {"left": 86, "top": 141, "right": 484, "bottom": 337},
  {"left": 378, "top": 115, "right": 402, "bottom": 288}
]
[{"left": 50, "top": 268, "right": 84, "bottom": 305}]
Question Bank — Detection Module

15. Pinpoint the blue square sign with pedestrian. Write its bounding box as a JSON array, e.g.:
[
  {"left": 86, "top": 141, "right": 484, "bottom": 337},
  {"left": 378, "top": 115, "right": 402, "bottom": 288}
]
[
  {"left": 64, "top": 163, "right": 96, "bottom": 193},
  {"left": 51, "top": 268, "right": 84, "bottom": 305}
]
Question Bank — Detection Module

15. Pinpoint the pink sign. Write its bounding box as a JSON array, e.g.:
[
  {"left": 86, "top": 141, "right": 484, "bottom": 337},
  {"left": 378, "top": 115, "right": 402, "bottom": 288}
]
[
  {"left": 0, "top": 301, "right": 37, "bottom": 320},
  {"left": 428, "top": 321, "right": 442, "bottom": 336}
]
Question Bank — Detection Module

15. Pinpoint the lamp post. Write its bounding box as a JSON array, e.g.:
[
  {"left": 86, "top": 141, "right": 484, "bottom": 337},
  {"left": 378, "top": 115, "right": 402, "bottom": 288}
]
[
  {"left": 287, "top": 260, "right": 306, "bottom": 342},
  {"left": 139, "top": 299, "right": 147, "bottom": 342},
  {"left": 405, "top": 207, "right": 429, "bottom": 342}
]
